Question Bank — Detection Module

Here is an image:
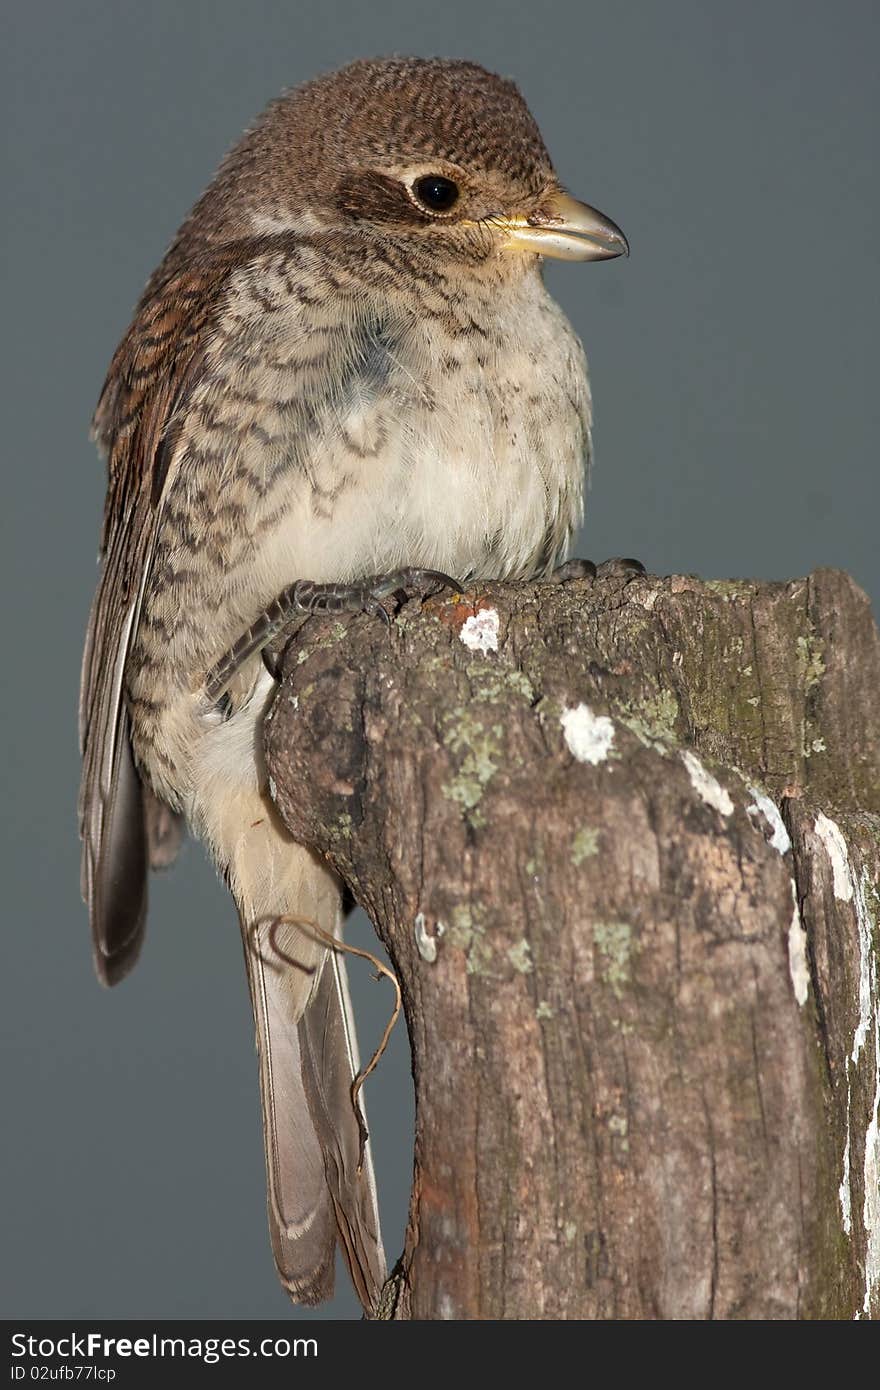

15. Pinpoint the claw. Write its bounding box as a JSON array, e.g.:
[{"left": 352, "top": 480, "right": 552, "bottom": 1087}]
[
  {"left": 364, "top": 597, "right": 393, "bottom": 627},
  {"left": 595, "top": 557, "right": 646, "bottom": 578},
  {"left": 394, "top": 567, "right": 462, "bottom": 597},
  {"left": 548, "top": 558, "right": 597, "bottom": 584},
  {"left": 545, "top": 555, "right": 646, "bottom": 589}
]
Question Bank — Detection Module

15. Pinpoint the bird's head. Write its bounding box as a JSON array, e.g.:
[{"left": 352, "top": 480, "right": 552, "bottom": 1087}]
[{"left": 199, "top": 57, "right": 627, "bottom": 276}]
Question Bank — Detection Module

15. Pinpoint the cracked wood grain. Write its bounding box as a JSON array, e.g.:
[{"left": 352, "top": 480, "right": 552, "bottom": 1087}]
[{"left": 263, "top": 569, "right": 880, "bottom": 1320}]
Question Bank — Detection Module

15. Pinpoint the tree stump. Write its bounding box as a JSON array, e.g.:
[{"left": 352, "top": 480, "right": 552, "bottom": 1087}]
[{"left": 263, "top": 569, "right": 880, "bottom": 1320}]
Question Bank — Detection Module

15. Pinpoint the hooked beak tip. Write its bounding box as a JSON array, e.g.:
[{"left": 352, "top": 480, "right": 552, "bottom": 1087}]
[{"left": 503, "top": 191, "right": 629, "bottom": 264}]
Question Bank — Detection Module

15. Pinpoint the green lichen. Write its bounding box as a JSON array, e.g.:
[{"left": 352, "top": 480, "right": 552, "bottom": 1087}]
[
  {"left": 571, "top": 825, "right": 600, "bottom": 866},
  {"left": 507, "top": 939, "right": 533, "bottom": 974},
  {"left": 536, "top": 1000, "right": 555, "bottom": 1021},
  {"left": 446, "top": 904, "right": 474, "bottom": 946},
  {"left": 704, "top": 579, "right": 751, "bottom": 601},
  {"left": 446, "top": 905, "right": 493, "bottom": 976},
  {"left": 594, "top": 921, "right": 634, "bottom": 996},
  {"left": 534, "top": 695, "right": 564, "bottom": 726},
  {"left": 617, "top": 688, "right": 680, "bottom": 748},
  {"left": 797, "top": 633, "right": 826, "bottom": 690},
  {"left": 608, "top": 1113, "right": 629, "bottom": 1137},
  {"left": 608, "top": 1113, "right": 630, "bottom": 1153},
  {"left": 468, "top": 667, "right": 535, "bottom": 705},
  {"left": 440, "top": 710, "right": 503, "bottom": 823}
]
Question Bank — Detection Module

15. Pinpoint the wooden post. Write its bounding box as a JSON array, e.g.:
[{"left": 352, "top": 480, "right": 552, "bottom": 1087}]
[{"left": 264, "top": 569, "right": 880, "bottom": 1320}]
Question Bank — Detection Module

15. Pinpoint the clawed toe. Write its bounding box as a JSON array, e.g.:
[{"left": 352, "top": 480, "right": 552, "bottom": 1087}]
[
  {"left": 360, "top": 567, "right": 461, "bottom": 617},
  {"left": 388, "top": 567, "right": 462, "bottom": 598},
  {"left": 595, "top": 557, "right": 646, "bottom": 578},
  {"left": 548, "top": 558, "right": 597, "bottom": 583},
  {"left": 205, "top": 567, "right": 462, "bottom": 702},
  {"left": 547, "top": 556, "right": 646, "bottom": 585}
]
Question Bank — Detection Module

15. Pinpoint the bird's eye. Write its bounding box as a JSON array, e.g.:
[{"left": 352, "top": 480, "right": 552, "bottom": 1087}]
[{"left": 412, "top": 175, "right": 460, "bottom": 214}]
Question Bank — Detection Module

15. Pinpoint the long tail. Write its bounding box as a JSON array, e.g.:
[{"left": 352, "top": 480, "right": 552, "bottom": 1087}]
[{"left": 193, "top": 742, "right": 385, "bottom": 1310}]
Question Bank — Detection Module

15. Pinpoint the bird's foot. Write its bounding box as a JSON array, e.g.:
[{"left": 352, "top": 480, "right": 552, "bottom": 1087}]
[
  {"left": 291, "top": 567, "right": 460, "bottom": 622},
  {"left": 594, "top": 556, "right": 646, "bottom": 579},
  {"left": 204, "top": 568, "right": 460, "bottom": 702},
  {"left": 547, "top": 558, "right": 596, "bottom": 582},
  {"left": 548, "top": 556, "right": 646, "bottom": 583}
]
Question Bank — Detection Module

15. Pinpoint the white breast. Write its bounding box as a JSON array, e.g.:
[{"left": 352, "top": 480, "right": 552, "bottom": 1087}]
[
  {"left": 178, "top": 256, "right": 591, "bottom": 649},
  {"left": 257, "top": 272, "right": 589, "bottom": 592}
]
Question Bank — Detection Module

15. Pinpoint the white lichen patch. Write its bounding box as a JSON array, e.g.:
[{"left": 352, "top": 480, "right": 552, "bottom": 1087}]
[
  {"left": 814, "top": 813, "right": 854, "bottom": 902},
  {"left": 681, "top": 750, "right": 734, "bottom": 816},
  {"left": 863, "top": 1022, "right": 880, "bottom": 1316},
  {"left": 852, "top": 867, "right": 875, "bottom": 1064},
  {"left": 815, "top": 817, "right": 873, "bottom": 1064},
  {"left": 560, "top": 704, "right": 615, "bottom": 764},
  {"left": 747, "top": 788, "right": 791, "bottom": 854},
  {"left": 857, "top": 883, "right": 880, "bottom": 1315},
  {"left": 813, "top": 815, "right": 880, "bottom": 1314},
  {"left": 788, "top": 881, "right": 810, "bottom": 1007},
  {"left": 459, "top": 607, "right": 499, "bottom": 654},
  {"left": 840, "top": 1061, "right": 853, "bottom": 1236},
  {"left": 414, "top": 912, "right": 444, "bottom": 964}
]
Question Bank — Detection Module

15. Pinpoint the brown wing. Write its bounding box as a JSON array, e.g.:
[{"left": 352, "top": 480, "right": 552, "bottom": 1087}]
[{"left": 78, "top": 253, "right": 237, "bottom": 985}]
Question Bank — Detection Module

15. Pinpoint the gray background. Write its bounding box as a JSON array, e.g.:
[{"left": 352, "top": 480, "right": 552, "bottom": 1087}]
[{"left": 3, "top": 0, "right": 877, "bottom": 1319}]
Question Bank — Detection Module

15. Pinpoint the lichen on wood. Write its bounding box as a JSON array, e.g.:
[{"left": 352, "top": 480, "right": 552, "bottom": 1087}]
[{"left": 264, "top": 569, "right": 880, "bottom": 1320}]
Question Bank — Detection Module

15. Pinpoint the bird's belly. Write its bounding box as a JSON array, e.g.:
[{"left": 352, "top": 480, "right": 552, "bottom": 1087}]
[
  {"left": 129, "top": 285, "right": 588, "bottom": 796},
  {"left": 260, "top": 366, "right": 584, "bottom": 591}
]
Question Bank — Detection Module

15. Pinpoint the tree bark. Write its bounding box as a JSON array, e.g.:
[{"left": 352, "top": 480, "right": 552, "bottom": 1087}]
[{"left": 263, "top": 569, "right": 880, "bottom": 1320}]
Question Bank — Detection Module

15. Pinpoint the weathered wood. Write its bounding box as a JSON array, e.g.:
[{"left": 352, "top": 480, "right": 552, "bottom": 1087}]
[{"left": 263, "top": 569, "right": 880, "bottom": 1320}]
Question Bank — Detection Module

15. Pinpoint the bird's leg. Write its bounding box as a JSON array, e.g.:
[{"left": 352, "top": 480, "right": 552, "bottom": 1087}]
[
  {"left": 204, "top": 568, "right": 460, "bottom": 703},
  {"left": 547, "top": 556, "right": 646, "bottom": 583}
]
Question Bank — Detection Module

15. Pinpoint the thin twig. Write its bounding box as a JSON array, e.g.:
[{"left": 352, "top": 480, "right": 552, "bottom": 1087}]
[{"left": 264, "top": 912, "right": 402, "bottom": 1171}]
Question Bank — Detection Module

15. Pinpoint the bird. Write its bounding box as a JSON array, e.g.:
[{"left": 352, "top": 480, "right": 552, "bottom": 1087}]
[{"left": 78, "top": 56, "right": 627, "bottom": 1313}]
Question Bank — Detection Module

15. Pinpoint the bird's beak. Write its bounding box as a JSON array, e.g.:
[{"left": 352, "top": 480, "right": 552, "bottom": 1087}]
[{"left": 500, "top": 190, "right": 629, "bottom": 262}]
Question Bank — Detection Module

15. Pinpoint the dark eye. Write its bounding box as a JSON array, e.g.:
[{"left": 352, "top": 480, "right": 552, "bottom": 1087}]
[{"left": 412, "top": 175, "right": 460, "bottom": 213}]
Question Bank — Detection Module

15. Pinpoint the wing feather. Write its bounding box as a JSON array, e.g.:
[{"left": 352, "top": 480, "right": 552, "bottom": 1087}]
[
  {"left": 80, "top": 232, "right": 388, "bottom": 1309},
  {"left": 78, "top": 251, "right": 241, "bottom": 984}
]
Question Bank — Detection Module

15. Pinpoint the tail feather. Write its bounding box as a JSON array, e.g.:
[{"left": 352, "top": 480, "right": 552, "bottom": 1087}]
[
  {"left": 299, "top": 951, "right": 386, "bottom": 1311},
  {"left": 245, "top": 912, "right": 339, "bottom": 1304},
  {"left": 237, "top": 853, "right": 386, "bottom": 1312},
  {"left": 194, "top": 708, "right": 386, "bottom": 1313}
]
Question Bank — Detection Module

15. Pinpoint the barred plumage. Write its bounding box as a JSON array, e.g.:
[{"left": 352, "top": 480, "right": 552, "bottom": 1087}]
[{"left": 79, "top": 56, "right": 622, "bottom": 1312}]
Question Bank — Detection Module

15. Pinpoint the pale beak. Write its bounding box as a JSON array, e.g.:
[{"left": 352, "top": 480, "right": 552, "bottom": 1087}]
[{"left": 501, "top": 190, "right": 629, "bottom": 262}]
